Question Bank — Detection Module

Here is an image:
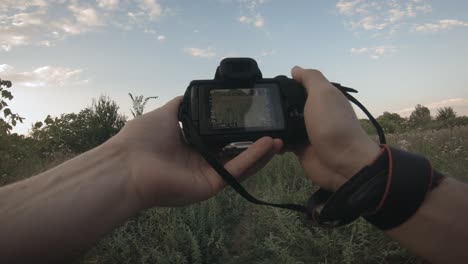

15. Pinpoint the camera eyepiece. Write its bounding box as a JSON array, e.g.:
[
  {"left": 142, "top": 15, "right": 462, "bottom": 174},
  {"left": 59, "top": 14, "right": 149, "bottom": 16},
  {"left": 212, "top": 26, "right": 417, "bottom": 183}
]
[{"left": 214, "top": 58, "right": 262, "bottom": 88}]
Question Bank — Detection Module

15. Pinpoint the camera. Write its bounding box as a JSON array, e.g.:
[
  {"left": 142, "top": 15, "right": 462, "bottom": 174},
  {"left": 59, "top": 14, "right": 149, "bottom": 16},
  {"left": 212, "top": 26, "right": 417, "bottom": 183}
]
[{"left": 178, "top": 57, "right": 308, "bottom": 152}]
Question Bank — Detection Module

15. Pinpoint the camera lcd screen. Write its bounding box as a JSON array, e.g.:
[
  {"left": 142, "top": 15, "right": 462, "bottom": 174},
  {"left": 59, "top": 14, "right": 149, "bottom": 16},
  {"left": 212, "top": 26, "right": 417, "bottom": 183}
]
[{"left": 208, "top": 85, "right": 284, "bottom": 131}]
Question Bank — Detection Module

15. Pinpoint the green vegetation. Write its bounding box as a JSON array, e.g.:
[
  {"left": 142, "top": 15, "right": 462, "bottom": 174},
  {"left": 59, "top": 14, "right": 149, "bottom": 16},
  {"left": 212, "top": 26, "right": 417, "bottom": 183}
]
[
  {"left": 1, "top": 79, "right": 468, "bottom": 263},
  {"left": 129, "top": 93, "right": 158, "bottom": 117}
]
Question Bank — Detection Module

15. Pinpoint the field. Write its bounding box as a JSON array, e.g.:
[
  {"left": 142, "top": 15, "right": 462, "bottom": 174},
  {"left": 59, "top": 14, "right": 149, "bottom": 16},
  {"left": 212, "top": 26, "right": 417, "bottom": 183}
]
[{"left": 54, "top": 126, "right": 468, "bottom": 264}]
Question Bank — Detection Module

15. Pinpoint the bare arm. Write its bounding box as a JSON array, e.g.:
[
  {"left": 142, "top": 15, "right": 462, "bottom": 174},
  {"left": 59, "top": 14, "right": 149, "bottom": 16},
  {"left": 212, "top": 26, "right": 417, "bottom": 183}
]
[
  {"left": 0, "top": 97, "right": 282, "bottom": 264},
  {"left": 291, "top": 66, "right": 468, "bottom": 264},
  {"left": 387, "top": 178, "right": 468, "bottom": 263},
  {"left": 0, "top": 144, "right": 139, "bottom": 263}
]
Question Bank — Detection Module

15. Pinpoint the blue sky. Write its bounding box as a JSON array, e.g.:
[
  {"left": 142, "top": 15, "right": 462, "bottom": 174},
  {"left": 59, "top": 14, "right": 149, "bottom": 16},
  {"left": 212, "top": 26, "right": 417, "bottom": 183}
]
[{"left": 1, "top": 0, "right": 468, "bottom": 134}]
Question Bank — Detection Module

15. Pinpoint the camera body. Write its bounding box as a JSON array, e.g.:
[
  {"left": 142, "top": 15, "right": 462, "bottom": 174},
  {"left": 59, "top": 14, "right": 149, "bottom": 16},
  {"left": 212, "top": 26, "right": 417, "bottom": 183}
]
[{"left": 179, "top": 58, "right": 308, "bottom": 151}]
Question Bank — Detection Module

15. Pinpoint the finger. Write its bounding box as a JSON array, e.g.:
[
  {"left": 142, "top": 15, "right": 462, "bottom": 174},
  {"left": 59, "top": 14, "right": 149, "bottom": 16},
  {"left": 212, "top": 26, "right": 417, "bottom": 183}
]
[
  {"left": 223, "top": 137, "right": 275, "bottom": 178},
  {"left": 291, "top": 66, "right": 331, "bottom": 94},
  {"left": 236, "top": 145, "right": 279, "bottom": 182},
  {"left": 239, "top": 138, "right": 283, "bottom": 181},
  {"left": 272, "top": 138, "right": 284, "bottom": 154}
]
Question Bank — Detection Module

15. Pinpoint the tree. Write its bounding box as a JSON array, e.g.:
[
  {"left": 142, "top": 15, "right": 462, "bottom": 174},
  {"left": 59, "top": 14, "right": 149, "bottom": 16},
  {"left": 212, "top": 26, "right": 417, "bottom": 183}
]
[
  {"left": 0, "top": 78, "right": 24, "bottom": 134},
  {"left": 129, "top": 93, "right": 158, "bottom": 117},
  {"left": 359, "top": 119, "right": 376, "bottom": 135},
  {"left": 409, "top": 104, "right": 431, "bottom": 128},
  {"left": 31, "top": 96, "right": 127, "bottom": 153},
  {"left": 376, "top": 112, "right": 406, "bottom": 134},
  {"left": 436, "top": 107, "right": 456, "bottom": 121}
]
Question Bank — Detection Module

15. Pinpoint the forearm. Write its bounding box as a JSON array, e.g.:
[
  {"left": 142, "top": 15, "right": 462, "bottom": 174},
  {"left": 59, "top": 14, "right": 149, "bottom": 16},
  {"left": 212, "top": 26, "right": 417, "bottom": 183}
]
[
  {"left": 0, "top": 142, "right": 140, "bottom": 263},
  {"left": 385, "top": 178, "right": 468, "bottom": 263}
]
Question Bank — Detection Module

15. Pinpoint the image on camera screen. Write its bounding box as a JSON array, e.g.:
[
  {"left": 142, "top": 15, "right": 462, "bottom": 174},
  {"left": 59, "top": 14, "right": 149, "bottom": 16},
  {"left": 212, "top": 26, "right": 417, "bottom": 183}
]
[{"left": 209, "top": 87, "right": 284, "bottom": 130}]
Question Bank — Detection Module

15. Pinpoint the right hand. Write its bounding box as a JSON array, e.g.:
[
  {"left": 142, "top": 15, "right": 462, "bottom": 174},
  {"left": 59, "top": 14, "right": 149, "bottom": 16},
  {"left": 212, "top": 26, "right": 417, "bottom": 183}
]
[{"left": 291, "top": 66, "right": 380, "bottom": 191}]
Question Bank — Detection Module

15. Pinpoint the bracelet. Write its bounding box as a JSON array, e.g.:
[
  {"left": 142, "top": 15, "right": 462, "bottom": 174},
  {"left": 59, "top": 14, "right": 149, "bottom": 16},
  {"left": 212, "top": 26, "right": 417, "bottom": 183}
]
[{"left": 307, "top": 145, "right": 445, "bottom": 230}]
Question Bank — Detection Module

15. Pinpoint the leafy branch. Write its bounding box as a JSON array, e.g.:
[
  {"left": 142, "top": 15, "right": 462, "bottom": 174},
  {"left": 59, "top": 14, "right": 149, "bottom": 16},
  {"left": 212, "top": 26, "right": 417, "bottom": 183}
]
[{"left": 0, "top": 78, "right": 24, "bottom": 134}]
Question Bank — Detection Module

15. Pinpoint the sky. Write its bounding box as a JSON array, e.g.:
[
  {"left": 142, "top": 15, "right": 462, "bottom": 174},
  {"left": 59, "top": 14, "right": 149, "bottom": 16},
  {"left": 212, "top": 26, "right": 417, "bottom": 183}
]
[{"left": 1, "top": 0, "right": 468, "bottom": 135}]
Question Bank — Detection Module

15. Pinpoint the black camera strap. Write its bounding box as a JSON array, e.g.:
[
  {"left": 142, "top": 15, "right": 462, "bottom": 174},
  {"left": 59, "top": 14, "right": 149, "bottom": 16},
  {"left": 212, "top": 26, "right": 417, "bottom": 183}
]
[
  {"left": 180, "top": 113, "right": 309, "bottom": 213},
  {"left": 179, "top": 84, "right": 386, "bottom": 215}
]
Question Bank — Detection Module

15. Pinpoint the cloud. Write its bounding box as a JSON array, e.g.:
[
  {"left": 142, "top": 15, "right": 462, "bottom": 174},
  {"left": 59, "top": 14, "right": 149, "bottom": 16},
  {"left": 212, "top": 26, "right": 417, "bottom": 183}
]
[
  {"left": 237, "top": 0, "right": 267, "bottom": 28},
  {"left": 0, "top": 0, "right": 167, "bottom": 52},
  {"left": 396, "top": 98, "right": 468, "bottom": 116},
  {"left": 0, "top": 35, "right": 27, "bottom": 52},
  {"left": 238, "top": 14, "right": 265, "bottom": 28},
  {"left": 69, "top": 6, "right": 102, "bottom": 27},
  {"left": 143, "top": 29, "right": 166, "bottom": 41},
  {"left": 254, "top": 15, "right": 265, "bottom": 27},
  {"left": 0, "top": 64, "right": 88, "bottom": 87},
  {"left": 260, "top": 49, "right": 276, "bottom": 56},
  {"left": 336, "top": 0, "right": 362, "bottom": 15},
  {"left": 183, "top": 47, "right": 216, "bottom": 58},
  {"left": 11, "top": 12, "right": 43, "bottom": 27},
  {"left": 239, "top": 0, "right": 268, "bottom": 12},
  {"left": 98, "top": 0, "right": 119, "bottom": 10},
  {"left": 350, "top": 46, "right": 397, "bottom": 59},
  {"left": 336, "top": 0, "right": 433, "bottom": 35},
  {"left": 239, "top": 16, "right": 250, "bottom": 23},
  {"left": 351, "top": 16, "right": 387, "bottom": 30},
  {"left": 139, "top": 0, "right": 162, "bottom": 20},
  {"left": 413, "top": 19, "right": 468, "bottom": 33}
]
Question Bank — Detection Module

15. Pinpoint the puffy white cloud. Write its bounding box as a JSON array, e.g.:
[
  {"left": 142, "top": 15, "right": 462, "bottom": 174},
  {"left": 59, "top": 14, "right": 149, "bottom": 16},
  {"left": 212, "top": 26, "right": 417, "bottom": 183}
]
[
  {"left": 0, "top": 64, "right": 88, "bottom": 87},
  {"left": 0, "top": 0, "right": 167, "bottom": 52},
  {"left": 157, "top": 35, "right": 166, "bottom": 41},
  {"left": 70, "top": 6, "right": 102, "bottom": 27},
  {"left": 350, "top": 46, "right": 397, "bottom": 59},
  {"left": 11, "top": 12, "right": 43, "bottom": 27},
  {"left": 414, "top": 19, "right": 468, "bottom": 33},
  {"left": 336, "top": 0, "right": 433, "bottom": 35},
  {"left": 0, "top": 35, "right": 27, "bottom": 51},
  {"left": 183, "top": 47, "right": 216, "bottom": 58},
  {"left": 0, "top": 0, "right": 48, "bottom": 13}
]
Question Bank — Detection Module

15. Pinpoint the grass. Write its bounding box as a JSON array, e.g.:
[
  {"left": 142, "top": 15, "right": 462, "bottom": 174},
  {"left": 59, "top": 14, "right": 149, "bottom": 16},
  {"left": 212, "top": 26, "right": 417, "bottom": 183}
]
[{"left": 5, "top": 126, "right": 468, "bottom": 263}]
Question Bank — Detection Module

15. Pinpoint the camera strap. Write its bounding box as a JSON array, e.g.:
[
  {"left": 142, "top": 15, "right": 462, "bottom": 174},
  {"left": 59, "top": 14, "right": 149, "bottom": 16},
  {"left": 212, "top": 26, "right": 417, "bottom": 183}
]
[{"left": 179, "top": 84, "right": 387, "bottom": 216}]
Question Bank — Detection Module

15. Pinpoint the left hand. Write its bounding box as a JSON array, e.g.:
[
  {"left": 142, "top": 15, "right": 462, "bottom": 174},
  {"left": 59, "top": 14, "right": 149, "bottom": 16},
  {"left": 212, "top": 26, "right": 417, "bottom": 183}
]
[{"left": 109, "top": 96, "right": 283, "bottom": 208}]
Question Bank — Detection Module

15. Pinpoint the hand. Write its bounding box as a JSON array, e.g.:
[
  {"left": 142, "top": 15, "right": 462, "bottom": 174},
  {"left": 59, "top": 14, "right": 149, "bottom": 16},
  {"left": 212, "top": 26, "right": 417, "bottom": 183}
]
[
  {"left": 109, "top": 97, "right": 283, "bottom": 208},
  {"left": 291, "top": 67, "right": 380, "bottom": 191}
]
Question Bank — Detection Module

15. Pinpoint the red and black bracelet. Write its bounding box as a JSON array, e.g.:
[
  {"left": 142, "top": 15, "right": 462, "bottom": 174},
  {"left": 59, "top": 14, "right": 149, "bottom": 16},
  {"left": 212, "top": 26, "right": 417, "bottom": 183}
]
[{"left": 307, "top": 145, "right": 445, "bottom": 230}]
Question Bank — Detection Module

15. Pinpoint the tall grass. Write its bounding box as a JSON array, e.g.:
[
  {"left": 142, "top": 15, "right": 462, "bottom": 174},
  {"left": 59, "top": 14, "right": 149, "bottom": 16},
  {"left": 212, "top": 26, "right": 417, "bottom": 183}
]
[{"left": 5, "top": 127, "right": 467, "bottom": 263}]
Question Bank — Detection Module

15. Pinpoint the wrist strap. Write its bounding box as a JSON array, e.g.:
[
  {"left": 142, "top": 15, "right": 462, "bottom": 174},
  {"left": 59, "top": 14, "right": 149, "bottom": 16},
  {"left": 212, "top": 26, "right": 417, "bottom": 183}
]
[
  {"left": 308, "top": 146, "right": 445, "bottom": 230},
  {"left": 363, "top": 148, "right": 444, "bottom": 229}
]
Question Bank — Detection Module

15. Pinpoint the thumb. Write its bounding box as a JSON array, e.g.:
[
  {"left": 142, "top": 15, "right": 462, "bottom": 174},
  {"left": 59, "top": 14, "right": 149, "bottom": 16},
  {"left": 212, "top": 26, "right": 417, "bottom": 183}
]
[
  {"left": 291, "top": 66, "right": 330, "bottom": 94},
  {"left": 207, "top": 137, "right": 278, "bottom": 192},
  {"left": 223, "top": 137, "right": 276, "bottom": 178},
  {"left": 162, "top": 96, "right": 183, "bottom": 113}
]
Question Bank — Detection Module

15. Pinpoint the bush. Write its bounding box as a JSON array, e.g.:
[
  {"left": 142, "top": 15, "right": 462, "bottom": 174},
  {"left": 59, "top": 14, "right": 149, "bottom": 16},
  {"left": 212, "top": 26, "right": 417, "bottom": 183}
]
[{"left": 31, "top": 96, "right": 126, "bottom": 154}]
